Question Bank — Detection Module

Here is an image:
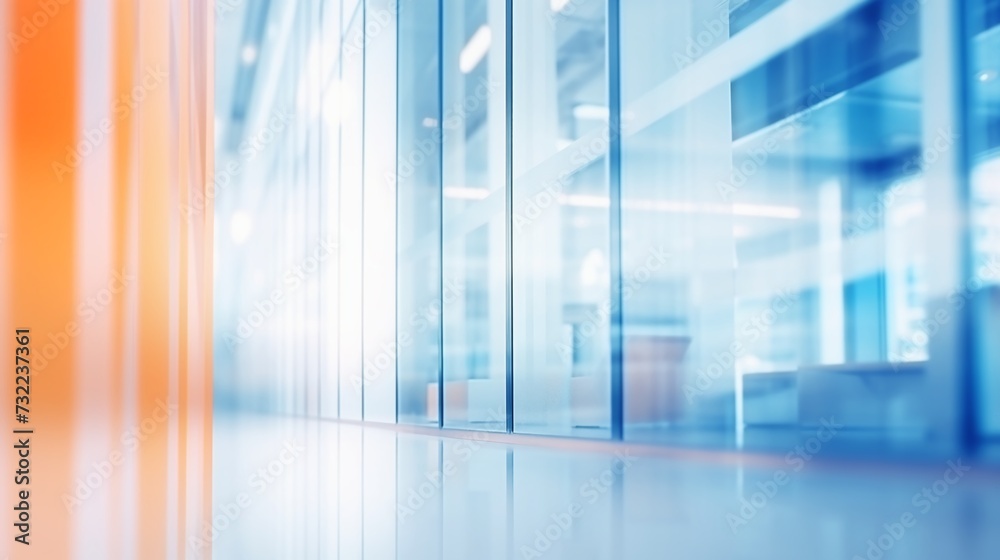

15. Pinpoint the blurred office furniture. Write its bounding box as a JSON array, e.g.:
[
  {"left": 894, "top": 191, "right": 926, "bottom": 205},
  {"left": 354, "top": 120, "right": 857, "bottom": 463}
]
[
  {"left": 797, "top": 361, "right": 925, "bottom": 432},
  {"left": 623, "top": 335, "right": 691, "bottom": 425},
  {"left": 743, "top": 371, "right": 798, "bottom": 427}
]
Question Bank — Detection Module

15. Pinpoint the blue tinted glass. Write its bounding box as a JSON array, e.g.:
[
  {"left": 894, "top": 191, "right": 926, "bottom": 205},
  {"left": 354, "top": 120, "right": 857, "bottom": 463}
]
[
  {"left": 211, "top": 0, "right": 992, "bottom": 460},
  {"left": 620, "top": 0, "right": 940, "bottom": 451},
  {"left": 397, "top": 0, "right": 443, "bottom": 427},
  {"left": 967, "top": 0, "right": 1000, "bottom": 443},
  {"left": 511, "top": 0, "right": 611, "bottom": 437},
  {"left": 441, "top": 0, "right": 508, "bottom": 431}
]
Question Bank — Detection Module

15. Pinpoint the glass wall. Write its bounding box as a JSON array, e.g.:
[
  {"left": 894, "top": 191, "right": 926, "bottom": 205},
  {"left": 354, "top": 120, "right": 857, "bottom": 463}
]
[
  {"left": 512, "top": 0, "right": 611, "bottom": 437},
  {"left": 319, "top": 0, "right": 343, "bottom": 420},
  {"left": 215, "top": 0, "right": 994, "bottom": 458},
  {"left": 339, "top": 1, "right": 365, "bottom": 421},
  {"left": 397, "top": 0, "right": 443, "bottom": 427},
  {"left": 620, "top": 0, "right": 935, "bottom": 451},
  {"left": 362, "top": 0, "right": 399, "bottom": 423},
  {"left": 967, "top": 0, "right": 1000, "bottom": 444},
  {"left": 440, "top": 0, "right": 508, "bottom": 431}
]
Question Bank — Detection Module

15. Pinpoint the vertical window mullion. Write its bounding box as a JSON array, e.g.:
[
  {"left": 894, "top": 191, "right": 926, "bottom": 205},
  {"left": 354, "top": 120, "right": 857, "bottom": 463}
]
[{"left": 608, "top": 0, "right": 624, "bottom": 441}]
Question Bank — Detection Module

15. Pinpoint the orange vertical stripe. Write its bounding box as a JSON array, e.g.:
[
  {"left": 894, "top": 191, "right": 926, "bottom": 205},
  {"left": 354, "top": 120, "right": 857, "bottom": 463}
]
[
  {"left": 176, "top": 0, "right": 191, "bottom": 554},
  {"left": 136, "top": 0, "right": 171, "bottom": 555},
  {"left": 6, "top": 0, "right": 78, "bottom": 558},
  {"left": 109, "top": 1, "right": 137, "bottom": 557},
  {"left": 5, "top": 2, "right": 212, "bottom": 557},
  {"left": 200, "top": 3, "right": 215, "bottom": 558}
]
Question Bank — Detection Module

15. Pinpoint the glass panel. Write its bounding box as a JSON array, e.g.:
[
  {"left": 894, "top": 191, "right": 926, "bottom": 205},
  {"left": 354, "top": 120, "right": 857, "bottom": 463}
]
[
  {"left": 967, "top": 0, "right": 1000, "bottom": 443},
  {"left": 441, "top": 0, "right": 508, "bottom": 431},
  {"left": 339, "top": 9, "right": 366, "bottom": 421},
  {"left": 397, "top": 0, "right": 443, "bottom": 426},
  {"left": 303, "top": 0, "right": 324, "bottom": 417},
  {"left": 320, "top": 0, "right": 343, "bottom": 419},
  {"left": 362, "top": 0, "right": 399, "bottom": 423},
  {"left": 511, "top": 0, "right": 611, "bottom": 437},
  {"left": 620, "top": 0, "right": 933, "bottom": 451}
]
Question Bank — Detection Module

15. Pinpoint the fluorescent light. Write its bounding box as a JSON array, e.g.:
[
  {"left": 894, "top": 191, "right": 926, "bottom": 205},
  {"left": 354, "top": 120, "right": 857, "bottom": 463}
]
[
  {"left": 978, "top": 70, "right": 997, "bottom": 82},
  {"left": 560, "top": 194, "right": 608, "bottom": 208},
  {"left": 731, "top": 203, "right": 801, "bottom": 219},
  {"left": 444, "top": 186, "right": 490, "bottom": 200},
  {"left": 438, "top": 186, "right": 801, "bottom": 221},
  {"left": 573, "top": 104, "right": 609, "bottom": 121},
  {"left": 241, "top": 44, "right": 258, "bottom": 65},
  {"left": 459, "top": 25, "right": 491, "bottom": 74},
  {"left": 550, "top": 0, "right": 571, "bottom": 12},
  {"left": 634, "top": 200, "right": 698, "bottom": 213},
  {"left": 230, "top": 211, "right": 253, "bottom": 245},
  {"left": 422, "top": 117, "right": 438, "bottom": 128},
  {"left": 549, "top": 194, "right": 801, "bottom": 220}
]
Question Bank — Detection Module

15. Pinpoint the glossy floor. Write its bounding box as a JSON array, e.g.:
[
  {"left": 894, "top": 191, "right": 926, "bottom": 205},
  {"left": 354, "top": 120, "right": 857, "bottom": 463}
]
[{"left": 211, "top": 414, "right": 1000, "bottom": 559}]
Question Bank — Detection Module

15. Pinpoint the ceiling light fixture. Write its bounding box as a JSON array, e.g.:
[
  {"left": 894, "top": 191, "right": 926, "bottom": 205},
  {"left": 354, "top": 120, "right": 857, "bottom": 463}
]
[
  {"left": 459, "top": 25, "right": 491, "bottom": 74},
  {"left": 241, "top": 44, "right": 258, "bottom": 65},
  {"left": 573, "top": 104, "right": 610, "bottom": 121},
  {"left": 230, "top": 211, "right": 253, "bottom": 245}
]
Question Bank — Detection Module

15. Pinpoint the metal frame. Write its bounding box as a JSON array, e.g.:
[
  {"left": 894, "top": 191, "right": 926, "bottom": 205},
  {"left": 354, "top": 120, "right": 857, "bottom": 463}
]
[
  {"left": 504, "top": 0, "right": 515, "bottom": 434},
  {"left": 437, "top": 0, "right": 446, "bottom": 430},
  {"left": 607, "top": 0, "right": 624, "bottom": 441},
  {"left": 921, "top": 0, "right": 976, "bottom": 455}
]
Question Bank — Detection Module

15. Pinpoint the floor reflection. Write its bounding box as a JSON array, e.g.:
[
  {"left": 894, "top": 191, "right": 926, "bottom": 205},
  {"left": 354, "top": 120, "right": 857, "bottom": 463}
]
[{"left": 211, "top": 414, "right": 1000, "bottom": 559}]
